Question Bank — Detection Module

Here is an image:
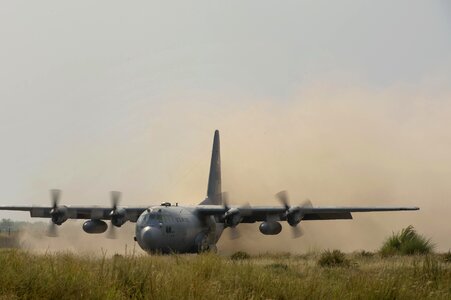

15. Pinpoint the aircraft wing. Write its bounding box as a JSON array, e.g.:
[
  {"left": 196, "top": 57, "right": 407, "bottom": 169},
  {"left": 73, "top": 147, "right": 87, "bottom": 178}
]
[
  {"left": 0, "top": 206, "right": 148, "bottom": 222},
  {"left": 196, "top": 205, "right": 419, "bottom": 223}
]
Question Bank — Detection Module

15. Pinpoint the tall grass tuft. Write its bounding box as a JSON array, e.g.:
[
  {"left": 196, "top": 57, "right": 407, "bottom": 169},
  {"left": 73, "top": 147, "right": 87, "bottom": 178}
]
[
  {"left": 317, "top": 250, "right": 350, "bottom": 267},
  {"left": 230, "top": 251, "right": 251, "bottom": 260},
  {"left": 380, "top": 225, "right": 434, "bottom": 256},
  {"left": 442, "top": 251, "right": 451, "bottom": 263},
  {"left": 356, "top": 250, "right": 374, "bottom": 258}
]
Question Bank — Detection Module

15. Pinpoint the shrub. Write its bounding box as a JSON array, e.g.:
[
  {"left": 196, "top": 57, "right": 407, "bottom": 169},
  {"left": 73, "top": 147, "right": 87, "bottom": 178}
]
[
  {"left": 230, "top": 251, "right": 250, "bottom": 260},
  {"left": 317, "top": 250, "right": 350, "bottom": 267},
  {"left": 380, "top": 225, "right": 434, "bottom": 256}
]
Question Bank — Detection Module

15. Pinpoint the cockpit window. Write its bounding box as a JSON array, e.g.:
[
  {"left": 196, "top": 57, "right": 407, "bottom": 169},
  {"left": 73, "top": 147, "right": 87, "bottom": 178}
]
[
  {"left": 146, "top": 212, "right": 162, "bottom": 225},
  {"left": 149, "top": 213, "right": 163, "bottom": 221},
  {"left": 137, "top": 213, "right": 147, "bottom": 223},
  {"left": 138, "top": 208, "right": 164, "bottom": 226}
]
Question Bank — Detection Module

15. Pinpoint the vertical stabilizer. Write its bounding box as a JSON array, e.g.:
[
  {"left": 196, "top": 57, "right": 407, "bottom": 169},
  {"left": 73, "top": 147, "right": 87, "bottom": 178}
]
[{"left": 203, "top": 130, "right": 222, "bottom": 205}]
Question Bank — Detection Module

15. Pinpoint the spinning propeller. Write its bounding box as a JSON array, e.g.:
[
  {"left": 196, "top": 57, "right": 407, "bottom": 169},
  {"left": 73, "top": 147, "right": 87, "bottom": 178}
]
[
  {"left": 107, "top": 191, "right": 121, "bottom": 239},
  {"left": 276, "top": 190, "right": 312, "bottom": 238},
  {"left": 221, "top": 192, "right": 251, "bottom": 240},
  {"left": 47, "top": 189, "right": 62, "bottom": 237},
  {"left": 222, "top": 192, "right": 240, "bottom": 239}
]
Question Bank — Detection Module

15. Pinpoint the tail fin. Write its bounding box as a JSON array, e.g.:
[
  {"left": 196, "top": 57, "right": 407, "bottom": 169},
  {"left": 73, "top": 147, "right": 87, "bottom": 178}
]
[{"left": 201, "top": 130, "right": 222, "bottom": 205}]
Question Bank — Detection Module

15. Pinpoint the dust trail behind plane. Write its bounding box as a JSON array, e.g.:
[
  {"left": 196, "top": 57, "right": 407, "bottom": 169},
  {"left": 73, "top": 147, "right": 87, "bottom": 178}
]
[{"left": 17, "top": 78, "right": 451, "bottom": 254}]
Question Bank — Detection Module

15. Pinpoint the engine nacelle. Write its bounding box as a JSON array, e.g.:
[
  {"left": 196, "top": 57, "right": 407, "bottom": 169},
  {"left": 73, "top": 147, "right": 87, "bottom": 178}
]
[
  {"left": 286, "top": 210, "right": 302, "bottom": 227},
  {"left": 111, "top": 208, "right": 127, "bottom": 227},
  {"left": 259, "top": 221, "right": 282, "bottom": 235},
  {"left": 223, "top": 208, "right": 242, "bottom": 227},
  {"left": 50, "top": 206, "right": 69, "bottom": 225},
  {"left": 83, "top": 219, "right": 108, "bottom": 234}
]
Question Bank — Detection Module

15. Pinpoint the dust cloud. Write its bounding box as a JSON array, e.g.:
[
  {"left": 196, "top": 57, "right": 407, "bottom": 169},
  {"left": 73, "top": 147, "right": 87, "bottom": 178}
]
[
  {"left": 19, "top": 78, "right": 451, "bottom": 254},
  {"left": 18, "top": 222, "right": 145, "bottom": 256}
]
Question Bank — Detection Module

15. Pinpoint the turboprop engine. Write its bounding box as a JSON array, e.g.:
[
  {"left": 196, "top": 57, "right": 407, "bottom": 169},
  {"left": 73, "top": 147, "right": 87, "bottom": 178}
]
[
  {"left": 219, "top": 192, "right": 249, "bottom": 239},
  {"left": 106, "top": 191, "right": 128, "bottom": 239},
  {"left": 50, "top": 206, "right": 69, "bottom": 225},
  {"left": 82, "top": 219, "right": 108, "bottom": 234},
  {"left": 223, "top": 207, "right": 242, "bottom": 227},
  {"left": 259, "top": 221, "right": 282, "bottom": 235},
  {"left": 286, "top": 209, "right": 302, "bottom": 227},
  {"left": 276, "top": 191, "right": 312, "bottom": 238},
  {"left": 47, "top": 189, "right": 69, "bottom": 226},
  {"left": 110, "top": 208, "right": 127, "bottom": 227},
  {"left": 45, "top": 189, "right": 70, "bottom": 237}
]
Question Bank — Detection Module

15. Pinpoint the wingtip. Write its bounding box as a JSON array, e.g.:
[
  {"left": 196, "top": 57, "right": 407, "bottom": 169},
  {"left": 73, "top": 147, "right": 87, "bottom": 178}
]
[{"left": 406, "top": 207, "right": 420, "bottom": 211}]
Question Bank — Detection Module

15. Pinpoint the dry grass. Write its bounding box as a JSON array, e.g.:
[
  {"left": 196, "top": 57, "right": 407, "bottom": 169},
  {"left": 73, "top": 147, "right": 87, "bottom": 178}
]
[{"left": 0, "top": 249, "right": 449, "bottom": 299}]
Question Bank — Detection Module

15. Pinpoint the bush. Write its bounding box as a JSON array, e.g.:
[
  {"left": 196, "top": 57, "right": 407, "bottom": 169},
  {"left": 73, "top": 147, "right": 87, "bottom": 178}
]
[
  {"left": 380, "top": 225, "right": 434, "bottom": 256},
  {"left": 230, "top": 251, "right": 250, "bottom": 260},
  {"left": 317, "top": 250, "right": 350, "bottom": 267}
]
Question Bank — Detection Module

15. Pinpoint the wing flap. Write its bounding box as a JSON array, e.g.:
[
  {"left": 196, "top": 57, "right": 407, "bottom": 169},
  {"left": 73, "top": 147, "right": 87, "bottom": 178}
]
[
  {"left": 303, "top": 212, "right": 352, "bottom": 220},
  {"left": 30, "top": 207, "right": 50, "bottom": 218}
]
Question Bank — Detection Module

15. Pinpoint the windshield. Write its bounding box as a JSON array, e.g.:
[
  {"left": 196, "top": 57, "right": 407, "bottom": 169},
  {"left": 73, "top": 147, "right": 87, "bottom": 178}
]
[
  {"left": 148, "top": 212, "right": 162, "bottom": 224},
  {"left": 138, "top": 210, "right": 163, "bottom": 226}
]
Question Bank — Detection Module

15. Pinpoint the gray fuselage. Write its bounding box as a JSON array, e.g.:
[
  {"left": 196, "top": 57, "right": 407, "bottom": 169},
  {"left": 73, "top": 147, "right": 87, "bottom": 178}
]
[{"left": 135, "top": 204, "right": 224, "bottom": 253}]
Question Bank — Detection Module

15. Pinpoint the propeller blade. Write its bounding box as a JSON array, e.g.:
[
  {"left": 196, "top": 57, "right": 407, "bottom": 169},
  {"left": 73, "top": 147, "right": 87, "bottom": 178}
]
[
  {"left": 275, "top": 191, "right": 312, "bottom": 239},
  {"left": 300, "top": 198, "right": 313, "bottom": 209},
  {"left": 107, "top": 191, "right": 121, "bottom": 238},
  {"left": 50, "top": 189, "right": 61, "bottom": 208},
  {"left": 291, "top": 224, "right": 303, "bottom": 238},
  {"left": 221, "top": 192, "right": 229, "bottom": 209},
  {"left": 46, "top": 222, "right": 58, "bottom": 237},
  {"left": 239, "top": 202, "right": 252, "bottom": 216},
  {"left": 275, "top": 190, "right": 289, "bottom": 209},
  {"left": 290, "top": 198, "right": 313, "bottom": 238},
  {"left": 222, "top": 192, "right": 251, "bottom": 215},
  {"left": 111, "top": 191, "right": 121, "bottom": 210},
  {"left": 221, "top": 192, "right": 244, "bottom": 238},
  {"left": 106, "top": 224, "right": 117, "bottom": 239}
]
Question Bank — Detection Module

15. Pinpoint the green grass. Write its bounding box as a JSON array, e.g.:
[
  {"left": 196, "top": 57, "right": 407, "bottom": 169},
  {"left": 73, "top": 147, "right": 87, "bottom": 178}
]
[
  {"left": 380, "top": 225, "right": 434, "bottom": 256},
  {"left": 442, "top": 251, "right": 451, "bottom": 263},
  {"left": 317, "top": 249, "right": 350, "bottom": 267},
  {"left": 230, "top": 251, "right": 251, "bottom": 260},
  {"left": 0, "top": 249, "right": 449, "bottom": 299}
]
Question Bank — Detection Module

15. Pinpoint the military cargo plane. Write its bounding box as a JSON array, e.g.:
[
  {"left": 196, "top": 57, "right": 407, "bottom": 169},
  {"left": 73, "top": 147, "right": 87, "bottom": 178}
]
[{"left": 0, "top": 130, "right": 418, "bottom": 253}]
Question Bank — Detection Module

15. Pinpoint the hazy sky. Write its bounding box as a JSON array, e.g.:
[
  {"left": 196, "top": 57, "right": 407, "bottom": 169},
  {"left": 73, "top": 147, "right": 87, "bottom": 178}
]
[{"left": 0, "top": 1, "right": 450, "bottom": 251}]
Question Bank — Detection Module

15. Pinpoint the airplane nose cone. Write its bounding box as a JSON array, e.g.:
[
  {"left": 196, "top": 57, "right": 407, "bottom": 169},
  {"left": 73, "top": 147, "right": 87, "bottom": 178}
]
[{"left": 140, "top": 226, "right": 161, "bottom": 250}]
